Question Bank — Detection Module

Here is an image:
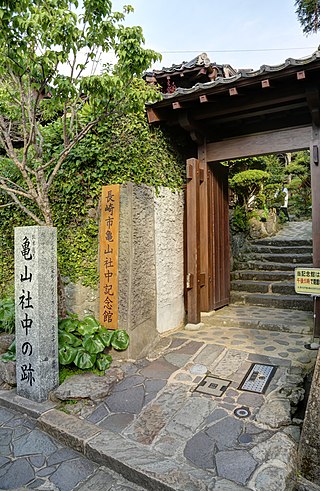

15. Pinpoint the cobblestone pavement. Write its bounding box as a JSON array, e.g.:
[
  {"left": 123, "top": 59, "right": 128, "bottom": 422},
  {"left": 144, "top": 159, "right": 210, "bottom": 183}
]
[
  {"left": 0, "top": 406, "right": 145, "bottom": 490},
  {"left": 0, "top": 220, "right": 317, "bottom": 491}
]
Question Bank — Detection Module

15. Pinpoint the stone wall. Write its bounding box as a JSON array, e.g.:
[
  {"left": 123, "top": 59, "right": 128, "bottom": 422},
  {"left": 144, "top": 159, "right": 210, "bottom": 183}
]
[
  {"left": 154, "top": 187, "right": 185, "bottom": 334},
  {"left": 118, "top": 183, "right": 157, "bottom": 359},
  {"left": 298, "top": 350, "right": 320, "bottom": 484},
  {"left": 65, "top": 282, "right": 99, "bottom": 319},
  {"left": 65, "top": 183, "right": 185, "bottom": 360}
]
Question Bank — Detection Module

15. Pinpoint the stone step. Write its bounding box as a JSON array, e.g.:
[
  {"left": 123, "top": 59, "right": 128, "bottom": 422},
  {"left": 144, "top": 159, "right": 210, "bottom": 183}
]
[
  {"left": 236, "top": 261, "right": 312, "bottom": 272},
  {"left": 250, "top": 238, "right": 312, "bottom": 247},
  {"left": 246, "top": 244, "right": 313, "bottom": 255},
  {"left": 231, "top": 280, "right": 296, "bottom": 295},
  {"left": 231, "top": 270, "right": 294, "bottom": 281},
  {"left": 201, "top": 305, "right": 313, "bottom": 334},
  {"left": 238, "top": 253, "right": 313, "bottom": 264},
  {"left": 230, "top": 291, "right": 313, "bottom": 311}
]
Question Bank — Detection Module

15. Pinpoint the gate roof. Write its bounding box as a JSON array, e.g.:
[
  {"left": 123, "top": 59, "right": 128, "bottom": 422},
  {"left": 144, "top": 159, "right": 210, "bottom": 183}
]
[{"left": 147, "top": 51, "right": 320, "bottom": 143}]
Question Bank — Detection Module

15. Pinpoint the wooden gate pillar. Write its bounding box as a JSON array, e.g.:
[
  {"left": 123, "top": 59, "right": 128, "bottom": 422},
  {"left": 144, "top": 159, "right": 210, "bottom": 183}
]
[{"left": 186, "top": 158, "right": 201, "bottom": 324}]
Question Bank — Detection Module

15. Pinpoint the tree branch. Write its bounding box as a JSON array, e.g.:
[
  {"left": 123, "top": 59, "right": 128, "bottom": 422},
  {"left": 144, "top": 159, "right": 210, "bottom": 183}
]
[
  {"left": 0, "top": 176, "right": 31, "bottom": 196},
  {"left": 0, "top": 184, "right": 45, "bottom": 225},
  {"left": 0, "top": 181, "right": 32, "bottom": 199},
  {"left": 0, "top": 201, "right": 14, "bottom": 208},
  {"left": 45, "top": 116, "right": 101, "bottom": 189}
]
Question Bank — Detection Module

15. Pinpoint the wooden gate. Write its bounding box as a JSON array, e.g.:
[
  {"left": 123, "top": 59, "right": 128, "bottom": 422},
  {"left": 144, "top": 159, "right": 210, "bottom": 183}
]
[
  {"left": 185, "top": 158, "right": 230, "bottom": 324},
  {"left": 210, "top": 163, "right": 230, "bottom": 310}
]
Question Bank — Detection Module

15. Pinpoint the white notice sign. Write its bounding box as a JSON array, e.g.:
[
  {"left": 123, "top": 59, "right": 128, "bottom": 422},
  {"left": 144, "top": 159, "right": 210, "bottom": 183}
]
[{"left": 295, "top": 268, "right": 320, "bottom": 296}]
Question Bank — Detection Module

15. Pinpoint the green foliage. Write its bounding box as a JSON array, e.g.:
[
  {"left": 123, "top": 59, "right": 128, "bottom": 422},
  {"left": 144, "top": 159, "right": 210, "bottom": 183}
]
[
  {"left": 0, "top": 85, "right": 184, "bottom": 292},
  {"left": 285, "top": 151, "right": 311, "bottom": 218},
  {"left": 0, "top": 309, "right": 129, "bottom": 372},
  {"left": 0, "top": 2, "right": 184, "bottom": 296},
  {"left": 0, "top": 297, "right": 15, "bottom": 334},
  {"left": 295, "top": 0, "right": 320, "bottom": 34},
  {"left": 0, "top": 0, "right": 162, "bottom": 252},
  {"left": 1, "top": 339, "right": 16, "bottom": 362},
  {"left": 229, "top": 169, "right": 270, "bottom": 209},
  {"left": 58, "top": 314, "right": 129, "bottom": 371},
  {"left": 230, "top": 204, "right": 249, "bottom": 233},
  {"left": 228, "top": 152, "right": 311, "bottom": 223}
]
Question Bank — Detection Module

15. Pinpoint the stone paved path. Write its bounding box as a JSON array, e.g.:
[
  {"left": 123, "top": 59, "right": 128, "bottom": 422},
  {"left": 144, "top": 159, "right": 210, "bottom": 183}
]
[
  {"left": 270, "top": 220, "right": 312, "bottom": 241},
  {"left": 0, "top": 220, "right": 317, "bottom": 491},
  {"left": 0, "top": 406, "right": 145, "bottom": 490}
]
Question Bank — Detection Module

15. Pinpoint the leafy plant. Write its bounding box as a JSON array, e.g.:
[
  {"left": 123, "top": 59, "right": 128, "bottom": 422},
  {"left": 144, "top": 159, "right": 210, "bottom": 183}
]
[
  {"left": 58, "top": 314, "right": 129, "bottom": 371},
  {"left": 285, "top": 151, "right": 311, "bottom": 218},
  {"left": 230, "top": 205, "right": 249, "bottom": 233},
  {"left": 0, "top": 297, "right": 15, "bottom": 334},
  {"left": 229, "top": 169, "right": 270, "bottom": 210},
  {"left": 1, "top": 339, "right": 16, "bottom": 362}
]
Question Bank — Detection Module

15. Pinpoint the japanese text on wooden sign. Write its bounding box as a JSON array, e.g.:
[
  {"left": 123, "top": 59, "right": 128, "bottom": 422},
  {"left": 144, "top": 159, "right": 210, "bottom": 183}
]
[
  {"left": 99, "top": 185, "right": 119, "bottom": 329},
  {"left": 18, "top": 234, "right": 36, "bottom": 388},
  {"left": 295, "top": 268, "right": 320, "bottom": 296}
]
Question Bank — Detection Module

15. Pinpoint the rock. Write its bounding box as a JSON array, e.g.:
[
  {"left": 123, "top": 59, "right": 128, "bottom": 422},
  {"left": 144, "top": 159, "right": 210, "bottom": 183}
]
[
  {"left": 0, "top": 333, "right": 15, "bottom": 354},
  {"left": 53, "top": 369, "right": 123, "bottom": 402},
  {"left": 215, "top": 449, "right": 258, "bottom": 485},
  {"left": 0, "top": 360, "right": 16, "bottom": 386},
  {"left": 250, "top": 462, "right": 295, "bottom": 491},
  {"left": 250, "top": 432, "right": 296, "bottom": 467},
  {"left": 256, "top": 397, "right": 291, "bottom": 428},
  {"left": 248, "top": 211, "right": 280, "bottom": 240}
]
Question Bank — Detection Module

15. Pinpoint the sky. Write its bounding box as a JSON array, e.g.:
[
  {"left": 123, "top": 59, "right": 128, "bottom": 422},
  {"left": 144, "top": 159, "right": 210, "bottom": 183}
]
[{"left": 111, "top": 0, "right": 320, "bottom": 71}]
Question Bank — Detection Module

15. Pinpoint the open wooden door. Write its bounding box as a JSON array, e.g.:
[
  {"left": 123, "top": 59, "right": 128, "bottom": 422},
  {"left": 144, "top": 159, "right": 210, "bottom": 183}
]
[
  {"left": 210, "top": 163, "right": 230, "bottom": 310},
  {"left": 185, "top": 158, "right": 230, "bottom": 325}
]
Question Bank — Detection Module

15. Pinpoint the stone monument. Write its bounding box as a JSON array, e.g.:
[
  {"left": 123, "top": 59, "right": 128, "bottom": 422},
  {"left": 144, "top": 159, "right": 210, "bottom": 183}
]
[{"left": 15, "top": 226, "right": 59, "bottom": 402}]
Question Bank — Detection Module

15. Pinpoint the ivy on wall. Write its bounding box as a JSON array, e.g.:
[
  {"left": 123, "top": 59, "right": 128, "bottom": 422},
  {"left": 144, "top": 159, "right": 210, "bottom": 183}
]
[{"left": 0, "top": 110, "right": 185, "bottom": 295}]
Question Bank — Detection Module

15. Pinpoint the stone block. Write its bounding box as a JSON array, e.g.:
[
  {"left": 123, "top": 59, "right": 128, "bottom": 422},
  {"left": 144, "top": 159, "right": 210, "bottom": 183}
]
[
  {"left": 53, "top": 370, "right": 123, "bottom": 402},
  {"left": 15, "top": 226, "right": 58, "bottom": 402},
  {"left": 216, "top": 449, "right": 258, "bottom": 485},
  {"left": 118, "top": 184, "right": 158, "bottom": 359},
  {"left": 38, "top": 409, "right": 101, "bottom": 453},
  {"left": 154, "top": 188, "right": 185, "bottom": 334}
]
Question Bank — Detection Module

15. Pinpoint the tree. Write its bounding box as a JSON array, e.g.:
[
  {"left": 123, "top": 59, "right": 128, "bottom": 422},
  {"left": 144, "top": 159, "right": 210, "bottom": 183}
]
[
  {"left": 295, "top": 0, "right": 320, "bottom": 34},
  {"left": 0, "top": 0, "right": 159, "bottom": 225},
  {"left": 0, "top": 0, "right": 160, "bottom": 313}
]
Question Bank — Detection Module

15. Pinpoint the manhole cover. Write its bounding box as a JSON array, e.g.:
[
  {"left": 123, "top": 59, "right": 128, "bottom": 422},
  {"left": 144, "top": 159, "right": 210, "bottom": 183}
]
[
  {"left": 194, "top": 375, "right": 231, "bottom": 397},
  {"left": 239, "top": 363, "right": 277, "bottom": 394},
  {"left": 234, "top": 406, "right": 251, "bottom": 418}
]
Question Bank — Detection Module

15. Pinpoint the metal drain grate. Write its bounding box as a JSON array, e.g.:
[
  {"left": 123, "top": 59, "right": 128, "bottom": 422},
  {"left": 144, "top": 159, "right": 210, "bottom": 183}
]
[
  {"left": 239, "top": 363, "right": 277, "bottom": 394},
  {"left": 194, "top": 375, "right": 231, "bottom": 397}
]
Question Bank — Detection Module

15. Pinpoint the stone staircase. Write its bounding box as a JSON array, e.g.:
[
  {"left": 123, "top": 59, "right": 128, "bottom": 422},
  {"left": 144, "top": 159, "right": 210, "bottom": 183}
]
[{"left": 231, "top": 236, "right": 313, "bottom": 312}]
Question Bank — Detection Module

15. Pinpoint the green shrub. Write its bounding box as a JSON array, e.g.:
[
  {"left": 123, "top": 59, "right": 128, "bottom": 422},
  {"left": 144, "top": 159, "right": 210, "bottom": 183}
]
[
  {"left": 229, "top": 169, "right": 270, "bottom": 210},
  {"left": 230, "top": 205, "right": 249, "bottom": 233}
]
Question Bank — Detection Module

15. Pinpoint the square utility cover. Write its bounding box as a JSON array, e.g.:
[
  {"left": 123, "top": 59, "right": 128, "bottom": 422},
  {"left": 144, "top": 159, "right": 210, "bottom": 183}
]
[
  {"left": 194, "top": 375, "right": 231, "bottom": 397},
  {"left": 239, "top": 363, "right": 277, "bottom": 394}
]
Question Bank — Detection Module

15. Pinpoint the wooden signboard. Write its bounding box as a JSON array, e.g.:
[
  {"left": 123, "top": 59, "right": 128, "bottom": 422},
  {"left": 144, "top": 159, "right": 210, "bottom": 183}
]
[
  {"left": 295, "top": 268, "right": 320, "bottom": 296},
  {"left": 99, "top": 185, "right": 120, "bottom": 329}
]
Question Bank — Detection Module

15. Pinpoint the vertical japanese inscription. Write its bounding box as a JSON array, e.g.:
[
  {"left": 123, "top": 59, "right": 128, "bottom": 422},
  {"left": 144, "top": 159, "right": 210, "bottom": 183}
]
[
  {"left": 15, "top": 227, "right": 58, "bottom": 402},
  {"left": 18, "top": 235, "right": 36, "bottom": 387},
  {"left": 99, "top": 185, "right": 120, "bottom": 329}
]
